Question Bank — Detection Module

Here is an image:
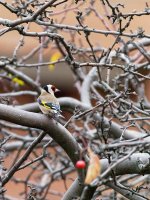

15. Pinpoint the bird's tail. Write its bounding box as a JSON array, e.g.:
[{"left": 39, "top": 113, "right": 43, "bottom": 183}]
[
  {"left": 51, "top": 111, "right": 65, "bottom": 120},
  {"left": 57, "top": 112, "right": 65, "bottom": 119}
]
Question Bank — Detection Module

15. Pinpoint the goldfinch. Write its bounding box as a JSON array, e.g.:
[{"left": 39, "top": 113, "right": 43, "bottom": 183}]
[{"left": 37, "top": 84, "right": 62, "bottom": 119}]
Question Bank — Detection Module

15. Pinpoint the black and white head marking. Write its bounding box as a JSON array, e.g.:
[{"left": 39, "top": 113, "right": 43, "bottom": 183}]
[
  {"left": 43, "top": 85, "right": 49, "bottom": 93},
  {"left": 43, "top": 84, "right": 56, "bottom": 94}
]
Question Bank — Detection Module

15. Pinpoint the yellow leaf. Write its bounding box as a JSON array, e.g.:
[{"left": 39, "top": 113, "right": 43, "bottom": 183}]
[
  {"left": 12, "top": 77, "right": 25, "bottom": 86},
  {"left": 49, "top": 52, "right": 62, "bottom": 71},
  {"left": 84, "top": 147, "right": 101, "bottom": 185}
]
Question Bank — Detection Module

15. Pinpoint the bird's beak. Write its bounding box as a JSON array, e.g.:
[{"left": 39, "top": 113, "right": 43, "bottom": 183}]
[{"left": 55, "top": 88, "right": 60, "bottom": 92}]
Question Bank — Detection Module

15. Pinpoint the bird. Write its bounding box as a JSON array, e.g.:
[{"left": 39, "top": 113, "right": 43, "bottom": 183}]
[{"left": 37, "top": 84, "right": 63, "bottom": 119}]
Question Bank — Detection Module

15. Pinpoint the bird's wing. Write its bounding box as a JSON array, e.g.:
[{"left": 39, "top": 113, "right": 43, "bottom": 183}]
[
  {"left": 45, "top": 102, "right": 60, "bottom": 111},
  {"left": 37, "top": 98, "right": 60, "bottom": 112}
]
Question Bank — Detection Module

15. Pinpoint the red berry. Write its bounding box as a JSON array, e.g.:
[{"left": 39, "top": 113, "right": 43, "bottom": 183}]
[{"left": 75, "top": 160, "right": 86, "bottom": 169}]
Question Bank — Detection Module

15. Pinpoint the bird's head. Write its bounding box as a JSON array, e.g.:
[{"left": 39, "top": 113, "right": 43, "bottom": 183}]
[{"left": 43, "top": 84, "right": 60, "bottom": 95}]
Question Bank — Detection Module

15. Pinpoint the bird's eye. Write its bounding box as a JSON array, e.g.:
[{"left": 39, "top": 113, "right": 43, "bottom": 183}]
[{"left": 51, "top": 85, "right": 56, "bottom": 92}]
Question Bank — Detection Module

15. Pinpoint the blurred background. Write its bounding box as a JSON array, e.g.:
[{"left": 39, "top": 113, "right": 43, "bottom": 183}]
[
  {"left": 0, "top": 0, "right": 149, "bottom": 90},
  {"left": 0, "top": 0, "right": 150, "bottom": 199}
]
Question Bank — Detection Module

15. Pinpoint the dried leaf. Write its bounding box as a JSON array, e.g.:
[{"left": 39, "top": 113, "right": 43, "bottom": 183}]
[
  {"left": 84, "top": 147, "right": 101, "bottom": 185},
  {"left": 12, "top": 77, "right": 25, "bottom": 86},
  {"left": 9, "top": 73, "right": 25, "bottom": 86},
  {"left": 49, "top": 52, "right": 62, "bottom": 70}
]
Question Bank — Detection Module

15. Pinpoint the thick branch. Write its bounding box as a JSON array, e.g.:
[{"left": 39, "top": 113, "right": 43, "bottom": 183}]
[
  {"left": 63, "top": 153, "right": 150, "bottom": 200},
  {"left": 17, "top": 97, "right": 146, "bottom": 140},
  {"left": 0, "top": 104, "right": 80, "bottom": 168}
]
